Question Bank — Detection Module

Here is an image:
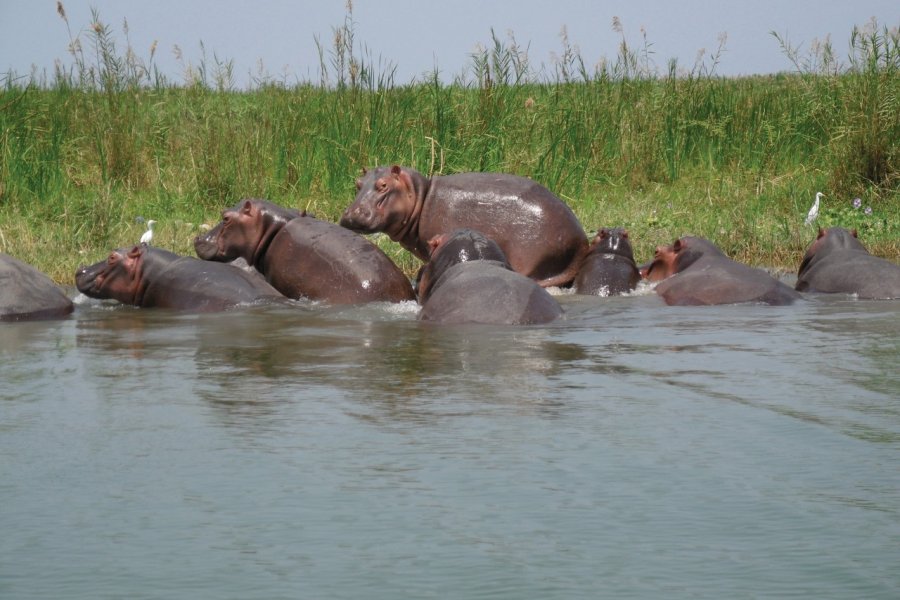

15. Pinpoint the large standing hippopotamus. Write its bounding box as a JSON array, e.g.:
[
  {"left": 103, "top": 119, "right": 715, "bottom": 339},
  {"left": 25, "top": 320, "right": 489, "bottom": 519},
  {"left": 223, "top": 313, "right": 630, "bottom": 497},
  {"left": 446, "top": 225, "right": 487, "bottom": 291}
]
[
  {"left": 195, "top": 199, "right": 415, "bottom": 304},
  {"left": 1, "top": 253, "right": 74, "bottom": 321},
  {"left": 339, "top": 165, "right": 589, "bottom": 287},
  {"left": 574, "top": 227, "right": 640, "bottom": 296},
  {"left": 416, "top": 228, "right": 563, "bottom": 324},
  {"left": 76, "top": 245, "right": 285, "bottom": 311},
  {"left": 796, "top": 227, "right": 900, "bottom": 299},
  {"left": 641, "top": 236, "right": 800, "bottom": 306}
]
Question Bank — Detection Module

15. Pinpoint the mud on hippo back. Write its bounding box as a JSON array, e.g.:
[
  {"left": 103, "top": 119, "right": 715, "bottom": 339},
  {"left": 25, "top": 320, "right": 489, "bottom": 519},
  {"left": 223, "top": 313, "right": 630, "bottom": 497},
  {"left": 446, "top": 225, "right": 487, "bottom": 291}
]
[
  {"left": 340, "top": 165, "right": 589, "bottom": 288},
  {"left": 416, "top": 228, "right": 563, "bottom": 325},
  {"left": 76, "top": 244, "right": 285, "bottom": 311},
  {"left": 796, "top": 227, "right": 900, "bottom": 299},
  {"left": 641, "top": 236, "right": 800, "bottom": 306},
  {"left": 195, "top": 198, "right": 414, "bottom": 304}
]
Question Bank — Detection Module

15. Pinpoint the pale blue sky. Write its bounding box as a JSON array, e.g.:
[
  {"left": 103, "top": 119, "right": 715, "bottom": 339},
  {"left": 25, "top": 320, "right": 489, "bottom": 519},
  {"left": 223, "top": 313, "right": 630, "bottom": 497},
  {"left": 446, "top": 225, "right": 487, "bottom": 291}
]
[{"left": 1, "top": 0, "right": 897, "bottom": 86}]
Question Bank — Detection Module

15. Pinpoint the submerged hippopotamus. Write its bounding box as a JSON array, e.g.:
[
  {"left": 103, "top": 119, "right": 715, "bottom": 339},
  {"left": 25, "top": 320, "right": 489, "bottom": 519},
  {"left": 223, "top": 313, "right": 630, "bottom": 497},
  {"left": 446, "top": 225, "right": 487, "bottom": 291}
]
[
  {"left": 339, "top": 165, "right": 589, "bottom": 287},
  {"left": 796, "top": 227, "right": 900, "bottom": 299},
  {"left": 1, "top": 253, "right": 74, "bottom": 321},
  {"left": 416, "top": 229, "right": 563, "bottom": 324},
  {"left": 574, "top": 227, "right": 640, "bottom": 296},
  {"left": 195, "top": 199, "right": 414, "bottom": 304},
  {"left": 76, "top": 245, "right": 285, "bottom": 311},
  {"left": 641, "top": 236, "right": 800, "bottom": 306}
]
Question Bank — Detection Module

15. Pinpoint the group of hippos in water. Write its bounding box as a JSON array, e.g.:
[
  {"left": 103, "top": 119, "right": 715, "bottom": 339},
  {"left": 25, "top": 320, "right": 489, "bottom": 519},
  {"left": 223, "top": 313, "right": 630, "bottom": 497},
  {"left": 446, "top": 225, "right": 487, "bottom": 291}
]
[{"left": 3, "top": 165, "right": 900, "bottom": 323}]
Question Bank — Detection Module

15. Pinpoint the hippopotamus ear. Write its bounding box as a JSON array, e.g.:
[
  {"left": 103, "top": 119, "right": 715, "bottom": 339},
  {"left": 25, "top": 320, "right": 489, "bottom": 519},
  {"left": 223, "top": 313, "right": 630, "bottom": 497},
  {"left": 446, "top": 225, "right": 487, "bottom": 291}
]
[
  {"left": 816, "top": 228, "right": 826, "bottom": 239},
  {"left": 241, "top": 200, "right": 253, "bottom": 215},
  {"left": 851, "top": 229, "right": 858, "bottom": 238},
  {"left": 390, "top": 165, "right": 402, "bottom": 178},
  {"left": 673, "top": 238, "right": 685, "bottom": 253},
  {"left": 621, "top": 230, "right": 629, "bottom": 239},
  {"left": 128, "top": 245, "right": 143, "bottom": 258}
]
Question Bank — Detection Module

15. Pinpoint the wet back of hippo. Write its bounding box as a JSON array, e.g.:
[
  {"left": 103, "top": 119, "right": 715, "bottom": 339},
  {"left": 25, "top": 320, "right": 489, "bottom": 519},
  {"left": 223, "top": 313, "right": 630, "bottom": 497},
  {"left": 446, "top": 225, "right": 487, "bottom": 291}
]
[
  {"left": 656, "top": 257, "right": 800, "bottom": 306},
  {"left": 420, "top": 174, "right": 586, "bottom": 285},
  {"left": 797, "top": 250, "right": 900, "bottom": 299},
  {"left": 267, "top": 216, "right": 414, "bottom": 303},
  {"left": 574, "top": 253, "right": 640, "bottom": 296},
  {"left": 143, "top": 257, "right": 284, "bottom": 311},
  {"left": 1, "top": 253, "right": 73, "bottom": 321},
  {"left": 419, "top": 261, "right": 563, "bottom": 325}
]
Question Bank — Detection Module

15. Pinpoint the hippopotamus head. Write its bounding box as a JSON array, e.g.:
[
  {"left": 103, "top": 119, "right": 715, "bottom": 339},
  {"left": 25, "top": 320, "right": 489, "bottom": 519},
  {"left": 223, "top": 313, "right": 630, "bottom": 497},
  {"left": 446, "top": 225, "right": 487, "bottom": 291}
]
[
  {"left": 76, "top": 244, "right": 178, "bottom": 305},
  {"left": 589, "top": 227, "right": 634, "bottom": 259},
  {"left": 415, "top": 229, "right": 510, "bottom": 301},
  {"left": 339, "top": 165, "right": 428, "bottom": 236},
  {"left": 641, "top": 236, "right": 726, "bottom": 281},
  {"left": 194, "top": 199, "right": 302, "bottom": 264},
  {"left": 798, "top": 227, "right": 865, "bottom": 276}
]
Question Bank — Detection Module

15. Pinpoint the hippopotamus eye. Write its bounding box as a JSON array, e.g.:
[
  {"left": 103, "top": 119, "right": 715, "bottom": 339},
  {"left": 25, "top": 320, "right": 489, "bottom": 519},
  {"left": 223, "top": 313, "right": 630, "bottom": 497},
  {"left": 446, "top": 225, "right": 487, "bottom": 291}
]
[
  {"left": 107, "top": 253, "right": 118, "bottom": 264},
  {"left": 376, "top": 179, "right": 388, "bottom": 192}
]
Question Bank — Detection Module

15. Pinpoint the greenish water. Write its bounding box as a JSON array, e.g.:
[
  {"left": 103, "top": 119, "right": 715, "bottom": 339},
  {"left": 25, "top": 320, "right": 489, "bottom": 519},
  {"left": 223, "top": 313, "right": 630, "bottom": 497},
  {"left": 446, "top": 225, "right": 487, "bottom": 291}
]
[{"left": 2, "top": 290, "right": 899, "bottom": 599}]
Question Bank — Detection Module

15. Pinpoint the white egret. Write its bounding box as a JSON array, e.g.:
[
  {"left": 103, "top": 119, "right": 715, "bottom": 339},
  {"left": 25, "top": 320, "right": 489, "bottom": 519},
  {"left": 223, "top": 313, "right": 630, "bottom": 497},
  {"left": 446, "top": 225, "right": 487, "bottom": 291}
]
[
  {"left": 140, "top": 219, "right": 157, "bottom": 245},
  {"left": 804, "top": 192, "right": 823, "bottom": 225}
]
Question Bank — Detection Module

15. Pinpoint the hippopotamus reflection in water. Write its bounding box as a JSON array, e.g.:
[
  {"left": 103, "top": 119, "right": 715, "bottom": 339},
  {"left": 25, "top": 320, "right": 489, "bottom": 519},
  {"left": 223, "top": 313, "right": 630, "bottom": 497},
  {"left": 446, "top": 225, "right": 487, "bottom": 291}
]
[
  {"left": 641, "top": 236, "right": 800, "bottom": 306},
  {"left": 416, "top": 229, "right": 563, "bottom": 325},
  {"left": 340, "top": 165, "right": 589, "bottom": 288},
  {"left": 574, "top": 227, "right": 640, "bottom": 296},
  {"left": 796, "top": 227, "right": 900, "bottom": 299},
  {"left": 195, "top": 199, "right": 414, "bottom": 304},
  {"left": 1, "top": 253, "right": 74, "bottom": 321},
  {"left": 76, "top": 245, "right": 284, "bottom": 311}
]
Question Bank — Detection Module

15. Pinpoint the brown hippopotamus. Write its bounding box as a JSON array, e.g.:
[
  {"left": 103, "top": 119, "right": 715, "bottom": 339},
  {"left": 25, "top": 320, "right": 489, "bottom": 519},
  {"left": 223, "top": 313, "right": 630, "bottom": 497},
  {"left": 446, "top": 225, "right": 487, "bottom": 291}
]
[
  {"left": 796, "top": 227, "right": 900, "bottom": 299},
  {"left": 195, "top": 199, "right": 415, "bottom": 304},
  {"left": 1, "top": 253, "right": 74, "bottom": 321},
  {"left": 76, "top": 245, "right": 285, "bottom": 311},
  {"left": 641, "top": 236, "right": 800, "bottom": 306},
  {"left": 339, "top": 165, "right": 589, "bottom": 287},
  {"left": 574, "top": 227, "right": 640, "bottom": 296},
  {"left": 416, "top": 229, "right": 563, "bottom": 324}
]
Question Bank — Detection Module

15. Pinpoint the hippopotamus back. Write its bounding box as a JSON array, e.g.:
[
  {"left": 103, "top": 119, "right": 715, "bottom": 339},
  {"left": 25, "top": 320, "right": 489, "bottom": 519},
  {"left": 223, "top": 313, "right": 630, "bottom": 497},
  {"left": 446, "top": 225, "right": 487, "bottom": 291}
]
[
  {"left": 796, "top": 228, "right": 900, "bottom": 299},
  {"left": 574, "top": 228, "right": 640, "bottom": 296},
  {"left": 1, "top": 253, "right": 74, "bottom": 321}
]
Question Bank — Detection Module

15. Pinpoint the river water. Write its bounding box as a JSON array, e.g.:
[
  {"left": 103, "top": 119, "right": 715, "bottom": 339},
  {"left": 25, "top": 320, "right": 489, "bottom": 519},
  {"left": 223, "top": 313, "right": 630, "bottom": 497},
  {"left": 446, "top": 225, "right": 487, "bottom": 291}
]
[{"left": 2, "top": 284, "right": 899, "bottom": 599}]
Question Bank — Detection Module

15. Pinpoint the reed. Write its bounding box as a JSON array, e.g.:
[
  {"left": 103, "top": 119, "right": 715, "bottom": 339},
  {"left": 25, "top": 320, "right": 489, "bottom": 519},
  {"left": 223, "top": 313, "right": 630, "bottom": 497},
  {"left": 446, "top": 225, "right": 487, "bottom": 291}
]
[{"left": 1, "top": 6, "right": 897, "bottom": 283}]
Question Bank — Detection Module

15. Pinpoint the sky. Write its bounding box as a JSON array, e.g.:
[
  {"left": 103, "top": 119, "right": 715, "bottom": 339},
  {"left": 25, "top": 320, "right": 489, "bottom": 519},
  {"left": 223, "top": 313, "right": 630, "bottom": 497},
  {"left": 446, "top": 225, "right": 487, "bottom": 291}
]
[{"left": 1, "top": 0, "right": 897, "bottom": 87}]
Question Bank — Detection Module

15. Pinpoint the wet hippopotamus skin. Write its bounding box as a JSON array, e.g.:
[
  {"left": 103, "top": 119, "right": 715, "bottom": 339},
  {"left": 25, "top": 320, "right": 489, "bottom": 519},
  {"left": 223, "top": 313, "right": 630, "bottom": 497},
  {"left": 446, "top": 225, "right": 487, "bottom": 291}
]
[
  {"left": 574, "top": 227, "right": 640, "bottom": 296},
  {"left": 75, "top": 245, "right": 285, "bottom": 311},
  {"left": 416, "top": 229, "right": 563, "bottom": 324},
  {"left": 339, "top": 165, "right": 589, "bottom": 288},
  {"left": 195, "top": 199, "right": 415, "bottom": 304},
  {"left": 641, "top": 236, "right": 800, "bottom": 306},
  {"left": 1, "top": 253, "right": 74, "bottom": 321},
  {"left": 796, "top": 227, "right": 900, "bottom": 299}
]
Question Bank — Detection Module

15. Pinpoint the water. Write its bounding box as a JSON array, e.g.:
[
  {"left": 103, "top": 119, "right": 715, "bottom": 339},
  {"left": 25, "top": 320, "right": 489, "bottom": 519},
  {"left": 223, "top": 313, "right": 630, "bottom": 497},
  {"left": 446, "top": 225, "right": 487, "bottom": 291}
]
[{"left": 2, "top": 287, "right": 899, "bottom": 599}]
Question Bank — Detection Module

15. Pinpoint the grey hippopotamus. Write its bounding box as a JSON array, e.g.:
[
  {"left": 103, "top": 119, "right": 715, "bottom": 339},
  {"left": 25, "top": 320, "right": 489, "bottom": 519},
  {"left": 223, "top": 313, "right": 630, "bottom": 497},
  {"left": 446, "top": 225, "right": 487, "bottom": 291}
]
[
  {"left": 339, "top": 165, "right": 589, "bottom": 287},
  {"left": 1, "top": 253, "right": 74, "bottom": 321},
  {"left": 641, "top": 236, "right": 800, "bottom": 306},
  {"left": 76, "top": 245, "right": 285, "bottom": 311},
  {"left": 796, "top": 227, "right": 900, "bottom": 299},
  {"left": 574, "top": 227, "right": 640, "bottom": 296},
  {"left": 195, "top": 199, "right": 415, "bottom": 304},
  {"left": 416, "top": 229, "right": 563, "bottom": 324}
]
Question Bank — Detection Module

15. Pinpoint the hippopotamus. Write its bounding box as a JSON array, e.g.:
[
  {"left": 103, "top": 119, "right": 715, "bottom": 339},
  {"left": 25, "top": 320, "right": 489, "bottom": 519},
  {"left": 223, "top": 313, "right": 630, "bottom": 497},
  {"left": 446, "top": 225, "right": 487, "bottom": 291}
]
[
  {"left": 339, "top": 165, "right": 589, "bottom": 287},
  {"left": 796, "top": 227, "right": 900, "bottom": 299},
  {"left": 574, "top": 227, "right": 640, "bottom": 296},
  {"left": 641, "top": 236, "right": 800, "bottom": 306},
  {"left": 195, "top": 199, "right": 415, "bottom": 304},
  {"left": 75, "top": 245, "right": 285, "bottom": 311},
  {"left": 416, "top": 228, "right": 563, "bottom": 324},
  {"left": 1, "top": 253, "right": 74, "bottom": 321}
]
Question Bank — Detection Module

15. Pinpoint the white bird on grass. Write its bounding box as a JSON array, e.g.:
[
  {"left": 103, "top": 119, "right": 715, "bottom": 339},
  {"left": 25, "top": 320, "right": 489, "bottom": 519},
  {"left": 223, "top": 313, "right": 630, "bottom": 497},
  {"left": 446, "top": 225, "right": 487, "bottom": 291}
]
[
  {"left": 804, "top": 192, "right": 823, "bottom": 225},
  {"left": 140, "top": 219, "right": 157, "bottom": 245}
]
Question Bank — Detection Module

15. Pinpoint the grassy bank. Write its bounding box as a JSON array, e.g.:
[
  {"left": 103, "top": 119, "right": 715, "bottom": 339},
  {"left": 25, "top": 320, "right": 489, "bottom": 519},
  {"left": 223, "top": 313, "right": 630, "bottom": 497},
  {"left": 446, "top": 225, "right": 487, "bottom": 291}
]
[{"left": 1, "top": 10, "right": 898, "bottom": 284}]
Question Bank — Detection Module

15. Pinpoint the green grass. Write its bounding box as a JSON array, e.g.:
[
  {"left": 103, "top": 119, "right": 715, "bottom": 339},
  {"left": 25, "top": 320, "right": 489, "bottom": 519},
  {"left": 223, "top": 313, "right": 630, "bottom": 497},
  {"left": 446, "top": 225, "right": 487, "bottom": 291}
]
[{"left": 1, "top": 8, "right": 897, "bottom": 284}]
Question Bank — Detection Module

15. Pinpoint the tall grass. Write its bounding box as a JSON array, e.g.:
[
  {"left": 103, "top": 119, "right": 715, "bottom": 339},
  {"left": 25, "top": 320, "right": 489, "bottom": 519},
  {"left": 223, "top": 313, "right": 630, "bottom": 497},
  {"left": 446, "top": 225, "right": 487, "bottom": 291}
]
[{"left": 1, "top": 6, "right": 897, "bottom": 282}]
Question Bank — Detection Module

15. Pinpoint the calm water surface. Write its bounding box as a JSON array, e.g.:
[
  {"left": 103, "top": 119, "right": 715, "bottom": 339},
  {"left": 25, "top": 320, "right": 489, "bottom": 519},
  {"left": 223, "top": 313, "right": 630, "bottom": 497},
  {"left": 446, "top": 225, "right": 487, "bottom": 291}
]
[{"left": 2, "top": 286, "right": 899, "bottom": 599}]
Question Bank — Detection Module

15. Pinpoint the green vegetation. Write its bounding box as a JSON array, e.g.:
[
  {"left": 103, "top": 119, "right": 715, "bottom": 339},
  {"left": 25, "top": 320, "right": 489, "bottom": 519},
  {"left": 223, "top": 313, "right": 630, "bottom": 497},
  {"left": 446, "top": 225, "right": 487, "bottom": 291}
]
[{"left": 1, "top": 7, "right": 898, "bottom": 284}]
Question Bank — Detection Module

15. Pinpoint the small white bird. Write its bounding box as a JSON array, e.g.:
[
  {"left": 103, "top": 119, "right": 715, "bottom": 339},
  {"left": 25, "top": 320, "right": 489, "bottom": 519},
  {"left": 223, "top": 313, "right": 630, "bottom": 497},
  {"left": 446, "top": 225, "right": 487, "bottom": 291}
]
[
  {"left": 140, "top": 219, "right": 157, "bottom": 245},
  {"left": 804, "top": 192, "right": 823, "bottom": 225}
]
